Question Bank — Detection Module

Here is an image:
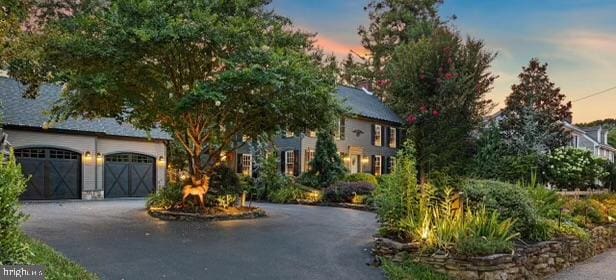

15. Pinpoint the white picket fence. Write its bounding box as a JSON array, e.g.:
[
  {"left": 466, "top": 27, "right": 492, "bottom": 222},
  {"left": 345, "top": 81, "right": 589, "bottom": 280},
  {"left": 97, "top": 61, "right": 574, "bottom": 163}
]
[{"left": 557, "top": 188, "right": 610, "bottom": 198}]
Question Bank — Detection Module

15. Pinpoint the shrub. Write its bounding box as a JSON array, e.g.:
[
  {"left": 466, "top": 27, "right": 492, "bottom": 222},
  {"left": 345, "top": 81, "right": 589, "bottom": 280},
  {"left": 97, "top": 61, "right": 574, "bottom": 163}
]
[
  {"left": 296, "top": 172, "right": 320, "bottom": 188},
  {"left": 462, "top": 179, "right": 541, "bottom": 240},
  {"left": 324, "top": 182, "right": 374, "bottom": 203},
  {"left": 344, "top": 173, "right": 378, "bottom": 187},
  {"left": 565, "top": 198, "right": 608, "bottom": 227},
  {"left": 373, "top": 142, "right": 419, "bottom": 236},
  {"left": 544, "top": 147, "right": 607, "bottom": 189},
  {"left": 0, "top": 151, "right": 30, "bottom": 265},
  {"left": 255, "top": 154, "right": 288, "bottom": 199},
  {"left": 268, "top": 183, "right": 306, "bottom": 203},
  {"left": 602, "top": 161, "right": 616, "bottom": 190},
  {"left": 523, "top": 180, "right": 563, "bottom": 219},
  {"left": 146, "top": 183, "right": 182, "bottom": 209},
  {"left": 209, "top": 165, "right": 241, "bottom": 195},
  {"left": 351, "top": 194, "right": 369, "bottom": 205}
]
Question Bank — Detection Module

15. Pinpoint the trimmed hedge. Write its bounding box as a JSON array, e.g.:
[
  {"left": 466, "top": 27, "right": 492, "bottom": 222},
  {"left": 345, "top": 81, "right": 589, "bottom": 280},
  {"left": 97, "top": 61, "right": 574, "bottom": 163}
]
[{"left": 324, "top": 181, "right": 374, "bottom": 203}]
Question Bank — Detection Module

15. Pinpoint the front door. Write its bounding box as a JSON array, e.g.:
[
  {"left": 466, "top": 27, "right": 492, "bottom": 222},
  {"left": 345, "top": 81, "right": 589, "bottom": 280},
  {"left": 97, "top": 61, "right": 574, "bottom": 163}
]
[{"left": 350, "top": 154, "right": 361, "bottom": 174}]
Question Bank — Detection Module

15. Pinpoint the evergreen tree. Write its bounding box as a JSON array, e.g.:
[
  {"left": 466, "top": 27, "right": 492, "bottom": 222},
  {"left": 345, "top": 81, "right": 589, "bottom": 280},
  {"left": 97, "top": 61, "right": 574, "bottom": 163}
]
[
  {"left": 471, "top": 123, "right": 507, "bottom": 180},
  {"left": 357, "top": 0, "right": 444, "bottom": 97},
  {"left": 309, "top": 129, "right": 346, "bottom": 187},
  {"left": 501, "top": 58, "right": 572, "bottom": 154}
]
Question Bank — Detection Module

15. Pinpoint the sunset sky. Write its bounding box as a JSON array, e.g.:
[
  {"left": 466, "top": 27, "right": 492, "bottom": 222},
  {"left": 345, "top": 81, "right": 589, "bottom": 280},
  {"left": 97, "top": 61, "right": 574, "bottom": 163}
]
[{"left": 270, "top": 0, "right": 616, "bottom": 123}]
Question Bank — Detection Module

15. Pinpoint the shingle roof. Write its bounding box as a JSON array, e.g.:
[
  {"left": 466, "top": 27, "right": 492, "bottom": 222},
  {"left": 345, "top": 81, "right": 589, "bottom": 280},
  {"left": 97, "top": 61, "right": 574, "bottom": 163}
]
[
  {"left": 0, "top": 77, "right": 171, "bottom": 140},
  {"left": 336, "top": 86, "right": 403, "bottom": 124}
]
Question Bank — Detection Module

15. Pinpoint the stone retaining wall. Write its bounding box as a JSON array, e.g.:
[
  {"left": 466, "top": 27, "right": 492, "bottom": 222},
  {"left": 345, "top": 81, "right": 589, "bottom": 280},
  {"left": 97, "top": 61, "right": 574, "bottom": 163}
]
[{"left": 374, "top": 224, "right": 616, "bottom": 280}]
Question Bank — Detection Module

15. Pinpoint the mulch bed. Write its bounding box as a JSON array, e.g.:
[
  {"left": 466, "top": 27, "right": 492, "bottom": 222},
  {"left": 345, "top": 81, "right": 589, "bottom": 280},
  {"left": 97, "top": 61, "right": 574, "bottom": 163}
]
[{"left": 148, "top": 206, "right": 266, "bottom": 221}]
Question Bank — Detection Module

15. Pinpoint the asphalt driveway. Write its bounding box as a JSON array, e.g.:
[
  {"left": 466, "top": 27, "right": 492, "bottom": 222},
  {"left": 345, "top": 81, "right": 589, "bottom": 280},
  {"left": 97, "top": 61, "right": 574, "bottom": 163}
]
[{"left": 21, "top": 200, "right": 383, "bottom": 280}]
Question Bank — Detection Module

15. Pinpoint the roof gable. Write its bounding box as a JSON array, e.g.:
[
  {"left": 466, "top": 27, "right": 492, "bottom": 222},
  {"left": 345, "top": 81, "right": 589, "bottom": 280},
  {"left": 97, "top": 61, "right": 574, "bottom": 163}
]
[{"left": 336, "top": 86, "right": 403, "bottom": 124}]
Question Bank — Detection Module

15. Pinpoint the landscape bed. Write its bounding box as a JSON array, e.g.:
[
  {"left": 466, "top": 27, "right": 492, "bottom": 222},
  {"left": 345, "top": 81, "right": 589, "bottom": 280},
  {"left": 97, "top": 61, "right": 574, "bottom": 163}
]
[
  {"left": 148, "top": 207, "right": 266, "bottom": 221},
  {"left": 374, "top": 224, "right": 616, "bottom": 280}
]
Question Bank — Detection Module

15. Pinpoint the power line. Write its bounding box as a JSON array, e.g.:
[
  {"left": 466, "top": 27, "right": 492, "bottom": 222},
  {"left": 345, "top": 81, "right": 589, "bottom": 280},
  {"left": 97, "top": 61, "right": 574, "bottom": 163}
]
[{"left": 572, "top": 85, "right": 616, "bottom": 103}]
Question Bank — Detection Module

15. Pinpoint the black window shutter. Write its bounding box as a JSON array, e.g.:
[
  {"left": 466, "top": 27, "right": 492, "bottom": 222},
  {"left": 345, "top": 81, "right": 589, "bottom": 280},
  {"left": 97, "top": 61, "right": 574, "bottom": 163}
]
[
  {"left": 385, "top": 127, "right": 390, "bottom": 147},
  {"left": 294, "top": 150, "right": 300, "bottom": 176},
  {"left": 371, "top": 124, "right": 375, "bottom": 145},
  {"left": 340, "top": 118, "right": 346, "bottom": 140},
  {"left": 382, "top": 126, "right": 387, "bottom": 147},
  {"left": 236, "top": 153, "right": 243, "bottom": 173},
  {"left": 371, "top": 155, "right": 376, "bottom": 175},
  {"left": 281, "top": 152, "right": 286, "bottom": 174},
  {"left": 395, "top": 128, "right": 400, "bottom": 148},
  {"left": 381, "top": 156, "right": 386, "bottom": 175}
]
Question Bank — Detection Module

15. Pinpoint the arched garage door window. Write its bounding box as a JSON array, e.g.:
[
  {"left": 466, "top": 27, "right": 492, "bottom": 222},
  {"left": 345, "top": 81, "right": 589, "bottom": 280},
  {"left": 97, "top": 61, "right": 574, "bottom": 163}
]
[
  {"left": 104, "top": 153, "right": 156, "bottom": 198},
  {"left": 15, "top": 147, "right": 82, "bottom": 200}
]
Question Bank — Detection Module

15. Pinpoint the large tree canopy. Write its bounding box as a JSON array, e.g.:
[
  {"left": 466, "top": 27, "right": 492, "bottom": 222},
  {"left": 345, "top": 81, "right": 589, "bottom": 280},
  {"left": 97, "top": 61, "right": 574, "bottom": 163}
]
[
  {"left": 8, "top": 0, "right": 341, "bottom": 186},
  {"left": 501, "top": 58, "right": 572, "bottom": 154},
  {"left": 386, "top": 27, "right": 496, "bottom": 180}
]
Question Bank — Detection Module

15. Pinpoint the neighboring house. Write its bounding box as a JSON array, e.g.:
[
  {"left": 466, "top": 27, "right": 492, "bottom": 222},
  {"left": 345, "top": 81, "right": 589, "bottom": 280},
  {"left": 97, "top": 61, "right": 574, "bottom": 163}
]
[
  {"left": 230, "top": 86, "right": 404, "bottom": 177},
  {"left": 0, "top": 77, "right": 171, "bottom": 200},
  {"left": 564, "top": 122, "right": 615, "bottom": 162}
]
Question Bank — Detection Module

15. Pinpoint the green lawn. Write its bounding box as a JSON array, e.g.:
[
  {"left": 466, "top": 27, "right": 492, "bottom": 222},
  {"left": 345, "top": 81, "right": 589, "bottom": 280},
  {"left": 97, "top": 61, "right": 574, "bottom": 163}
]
[
  {"left": 24, "top": 237, "right": 98, "bottom": 280},
  {"left": 381, "top": 258, "right": 449, "bottom": 280}
]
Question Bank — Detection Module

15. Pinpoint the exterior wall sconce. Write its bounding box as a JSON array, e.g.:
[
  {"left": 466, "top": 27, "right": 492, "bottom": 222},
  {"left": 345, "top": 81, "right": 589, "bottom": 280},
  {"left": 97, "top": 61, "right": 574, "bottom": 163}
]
[
  {"left": 84, "top": 151, "right": 92, "bottom": 159},
  {"left": 158, "top": 156, "right": 165, "bottom": 163},
  {"left": 96, "top": 152, "right": 103, "bottom": 159}
]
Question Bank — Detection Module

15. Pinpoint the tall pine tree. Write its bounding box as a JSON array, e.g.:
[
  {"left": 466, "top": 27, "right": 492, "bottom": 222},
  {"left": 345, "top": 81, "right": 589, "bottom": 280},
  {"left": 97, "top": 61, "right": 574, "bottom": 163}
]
[
  {"left": 501, "top": 58, "right": 572, "bottom": 154},
  {"left": 356, "top": 0, "right": 443, "bottom": 97}
]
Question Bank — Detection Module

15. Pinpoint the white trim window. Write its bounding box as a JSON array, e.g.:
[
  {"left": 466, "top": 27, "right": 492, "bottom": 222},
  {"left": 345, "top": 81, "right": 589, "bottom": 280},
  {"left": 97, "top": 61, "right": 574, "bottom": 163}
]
[
  {"left": 374, "top": 155, "right": 382, "bottom": 176},
  {"left": 241, "top": 154, "right": 252, "bottom": 176},
  {"left": 374, "top": 124, "right": 382, "bottom": 147},
  {"left": 389, "top": 127, "right": 397, "bottom": 148},
  {"left": 285, "top": 131, "right": 295, "bottom": 138},
  {"left": 307, "top": 130, "right": 317, "bottom": 138},
  {"left": 304, "top": 149, "right": 315, "bottom": 171},
  {"left": 285, "top": 150, "right": 295, "bottom": 176},
  {"left": 388, "top": 156, "right": 396, "bottom": 173}
]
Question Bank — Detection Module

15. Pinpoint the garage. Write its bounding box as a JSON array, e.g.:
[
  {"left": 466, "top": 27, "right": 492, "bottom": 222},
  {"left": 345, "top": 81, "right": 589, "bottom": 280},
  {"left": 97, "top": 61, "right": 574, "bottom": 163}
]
[
  {"left": 15, "top": 147, "right": 82, "bottom": 200},
  {"left": 104, "top": 153, "right": 156, "bottom": 198}
]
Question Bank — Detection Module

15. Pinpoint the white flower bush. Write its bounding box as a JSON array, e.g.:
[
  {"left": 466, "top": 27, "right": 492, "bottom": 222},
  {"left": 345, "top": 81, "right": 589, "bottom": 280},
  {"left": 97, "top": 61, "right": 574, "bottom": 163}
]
[{"left": 545, "top": 147, "right": 607, "bottom": 189}]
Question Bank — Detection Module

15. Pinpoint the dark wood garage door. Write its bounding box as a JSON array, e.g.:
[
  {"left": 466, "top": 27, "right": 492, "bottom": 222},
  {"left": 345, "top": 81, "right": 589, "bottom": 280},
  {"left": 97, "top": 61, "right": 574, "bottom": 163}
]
[
  {"left": 15, "top": 148, "right": 82, "bottom": 200},
  {"left": 104, "top": 153, "right": 156, "bottom": 198}
]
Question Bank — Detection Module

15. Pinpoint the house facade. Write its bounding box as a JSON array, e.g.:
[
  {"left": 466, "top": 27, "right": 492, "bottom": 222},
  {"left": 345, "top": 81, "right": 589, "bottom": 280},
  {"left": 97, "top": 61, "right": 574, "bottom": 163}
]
[
  {"left": 229, "top": 86, "right": 403, "bottom": 177},
  {"left": 0, "top": 77, "right": 170, "bottom": 200},
  {"left": 564, "top": 122, "right": 615, "bottom": 162}
]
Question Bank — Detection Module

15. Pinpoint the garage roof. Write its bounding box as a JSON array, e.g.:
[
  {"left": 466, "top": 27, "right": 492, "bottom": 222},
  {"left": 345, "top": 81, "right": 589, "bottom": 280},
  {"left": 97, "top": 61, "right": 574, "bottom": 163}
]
[
  {"left": 0, "top": 77, "right": 171, "bottom": 140},
  {"left": 336, "top": 86, "right": 403, "bottom": 125}
]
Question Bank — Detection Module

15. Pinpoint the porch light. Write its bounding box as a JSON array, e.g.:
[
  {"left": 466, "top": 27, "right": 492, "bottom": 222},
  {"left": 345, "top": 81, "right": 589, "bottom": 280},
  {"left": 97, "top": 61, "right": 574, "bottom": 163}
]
[
  {"left": 84, "top": 151, "right": 92, "bottom": 159},
  {"left": 361, "top": 156, "right": 369, "bottom": 164},
  {"left": 96, "top": 152, "right": 102, "bottom": 159},
  {"left": 158, "top": 156, "right": 165, "bottom": 163}
]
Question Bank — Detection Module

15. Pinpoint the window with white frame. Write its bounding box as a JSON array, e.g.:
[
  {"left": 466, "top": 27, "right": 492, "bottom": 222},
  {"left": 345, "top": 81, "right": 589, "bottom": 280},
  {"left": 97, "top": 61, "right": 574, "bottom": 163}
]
[
  {"left": 285, "top": 130, "right": 295, "bottom": 138},
  {"left": 570, "top": 135, "right": 579, "bottom": 148},
  {"left": 374, "top": 155, "right": 382, "bottom": 176},
  {"left": 335, "top": 118, "right": 345, "bottom": 140},
  {"left": 242, "top": 135, "right": 250, "bottom": 142},
  {"left": 285, "top": 150, "right": 295, "bottom": 176},
  {"left": 241, "top": 154, "right": 252, "bottom": 176},
  {"left": 374, "top": 125, "right": 382, "bottom": 146},
  {"left": 389, "top": 127, "right": 397, "bottom": 148},
  {"left": 304, "top": 149, "right": 315, "bottom": 171},
  {"left": 388, "top": 156, "right": 396, "bottom": 173},
  {"left": 307, "top": 130, "right": 317, "bottom": 137}
]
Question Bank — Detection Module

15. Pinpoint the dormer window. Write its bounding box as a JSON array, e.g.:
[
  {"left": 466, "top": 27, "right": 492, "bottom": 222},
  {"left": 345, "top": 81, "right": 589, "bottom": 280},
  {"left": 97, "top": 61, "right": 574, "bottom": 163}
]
[{"left": 285, "top": 131, "right": 295, "bottom": 138}]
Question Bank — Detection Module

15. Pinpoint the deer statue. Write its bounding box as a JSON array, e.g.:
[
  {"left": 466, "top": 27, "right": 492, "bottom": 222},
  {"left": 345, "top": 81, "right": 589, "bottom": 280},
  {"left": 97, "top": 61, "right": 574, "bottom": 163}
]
[{"left": 182, "top": 176, "right": 210, "bottom": 209}]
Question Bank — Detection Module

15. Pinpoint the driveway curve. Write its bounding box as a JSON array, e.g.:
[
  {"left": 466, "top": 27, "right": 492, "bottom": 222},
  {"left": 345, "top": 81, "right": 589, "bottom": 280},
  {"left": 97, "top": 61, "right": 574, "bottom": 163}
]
[{"left": 21, "top": 200, "right": 383, "bottom": 280}]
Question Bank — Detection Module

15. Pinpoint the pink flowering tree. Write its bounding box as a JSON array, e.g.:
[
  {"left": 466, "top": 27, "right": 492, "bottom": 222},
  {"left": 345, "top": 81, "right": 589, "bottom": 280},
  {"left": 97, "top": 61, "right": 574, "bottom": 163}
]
[{"left": 386, "top": 27, "right": 497, "bottom": 181}]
